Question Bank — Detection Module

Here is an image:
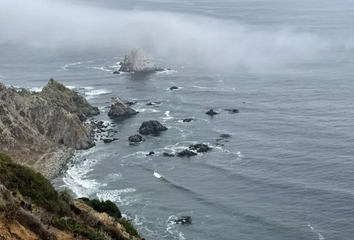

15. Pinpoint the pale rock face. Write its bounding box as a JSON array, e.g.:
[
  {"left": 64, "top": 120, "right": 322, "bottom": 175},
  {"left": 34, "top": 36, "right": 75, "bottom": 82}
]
[
  {"left": 0, "top": 79, "right": 99, "bottom": 176},
  {"left": 118, "top": 48, "right": 164, "bottom": 73},
  {"left": 108, "top": 97, "right": 138, "bottom": 118}
]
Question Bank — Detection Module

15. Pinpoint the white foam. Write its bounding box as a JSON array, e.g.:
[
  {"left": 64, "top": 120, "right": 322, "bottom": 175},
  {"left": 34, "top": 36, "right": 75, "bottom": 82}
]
[
  {"left": 162, "top": 110, "right": 173, "bottom": 121},
  {"left": 96, "top": 188, "right": 136, "bottom": 205},
  {"left": 0, "top": 74, "right": 6, "bottom": 79},
  {"left": 59, "top": 61, "right": 83, "bottom": 71},
  {"left": 308, "top": 222, "right": 325, "bottom": 240},
  {"left": 135, "top": 108, "right": 161, "bottom": 113},
  {"left": 85, "top": 89, "right": 112, "bottom": 99},
  {"left": 156, "top": 69, "right": 177, "bottom": 75},
  {"left": 91, "top": 66, "right": 112, "bottom": 72},
  {"left": 153, "top": 171, "right": 162, "bottom": 179}
]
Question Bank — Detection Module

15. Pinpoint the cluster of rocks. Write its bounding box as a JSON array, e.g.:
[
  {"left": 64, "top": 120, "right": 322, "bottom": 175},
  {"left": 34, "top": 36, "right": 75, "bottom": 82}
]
[{"left": 176, "top": 144, "right": 212, "bottom": 157}]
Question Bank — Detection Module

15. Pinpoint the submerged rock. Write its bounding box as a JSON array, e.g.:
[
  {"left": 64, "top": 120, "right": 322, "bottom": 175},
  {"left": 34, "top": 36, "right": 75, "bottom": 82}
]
[
  {"left": 138, "top": 120, "right": 167, "bottom": 135},
  {"left": 177, "top": 149, "right": 197, "bottom": 157},
  {"left": 128, "top": 134, "right": 144, "bottom": 143},
  {"left": 163, "top": 152, "right": 175, "bottom": 157},
  {"left": 177, "top": 143, "right": 212, "bottom": 157},
  {"left": 220, "top": 134, "right": 231, "bottom": 138},
  {"left": 170, "top": 86, "right": 179, "bottom": 90},
  {"left": 173, "top": 216, "right": 192, "bottom": 225},
  {"left": 146, "top": 151, "right": 155, "bottom": 156},
  {"left": 117, "top": 48, "right": 165, "bottom": 73},
  {"left": 206, "top": 109, "right": 219, "bottom": 116},
  {"left": 103, "top": 138, "right": 118, "bottom": 143},
  {"left": 189, "top": 143, "right": 212, "bottom": 153},
  {"left": 225, "top": 108, "right": 239, "bottom": 114},
  {"left": 182, "top": 118, "right": 193, "bottom": 123},
  {"left": 108, "top": 97, "right": 138, "bottom": 118}
]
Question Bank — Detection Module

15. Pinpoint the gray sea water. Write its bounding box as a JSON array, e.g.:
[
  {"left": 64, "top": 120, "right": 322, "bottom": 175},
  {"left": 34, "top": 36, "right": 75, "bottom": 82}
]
[{"left": 1, "top": 0, "right": 354, "bottom": 239}]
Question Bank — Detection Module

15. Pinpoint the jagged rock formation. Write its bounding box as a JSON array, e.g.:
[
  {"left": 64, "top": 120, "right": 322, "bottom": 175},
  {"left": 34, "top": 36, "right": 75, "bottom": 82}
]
[
  {"left": 115, "top": 48, "right": 164, "bottom": 73},
  {"left": 138, "top": 120, "right": 167, "bottom": 135},
  {"left": 108, "top": 97, "right": 138, "bottom": 118},
  {"left": 206, "top": 109, "right": 219, "bottom": 116},
  {"left": 0, "top": 79, "right": 99, "bottom": 178}
]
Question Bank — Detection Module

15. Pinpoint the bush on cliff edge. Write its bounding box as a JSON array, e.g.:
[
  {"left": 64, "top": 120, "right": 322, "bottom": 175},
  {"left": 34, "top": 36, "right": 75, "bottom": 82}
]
[{"left": 0, "top": 152, "right": 59, "bottom": 213}]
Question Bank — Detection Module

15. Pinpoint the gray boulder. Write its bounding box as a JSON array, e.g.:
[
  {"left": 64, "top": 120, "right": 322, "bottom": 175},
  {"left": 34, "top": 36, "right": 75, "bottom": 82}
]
[
  {"left": 138, "top": 120, "right": 167, "bottom": 135},
  {"left": 128, "top": 134, "right": 144, "bottom": 143},
  {"left": 108, "top": 97, "right": 138, "bottom": 118}
]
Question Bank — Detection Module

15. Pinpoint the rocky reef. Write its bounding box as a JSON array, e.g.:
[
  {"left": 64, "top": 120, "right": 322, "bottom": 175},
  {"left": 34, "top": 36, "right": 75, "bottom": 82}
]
[
  {"left": 114, "top": 49, "right": 164, "bottom": 73},
  {"left": 0, "top": 79, "right": 99, "bottom": 178}
]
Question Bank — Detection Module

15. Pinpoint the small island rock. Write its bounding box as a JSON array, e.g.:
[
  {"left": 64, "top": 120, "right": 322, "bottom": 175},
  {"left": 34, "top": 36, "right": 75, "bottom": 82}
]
[
  {"left": 139, "top": 120, "right": 168, "bottom": 135},
  {"left": 206, "top": 109, "right": 219, "bottom": 116},
  {"left": 108, "top": 97, "right": 138, "bottom": 118}
]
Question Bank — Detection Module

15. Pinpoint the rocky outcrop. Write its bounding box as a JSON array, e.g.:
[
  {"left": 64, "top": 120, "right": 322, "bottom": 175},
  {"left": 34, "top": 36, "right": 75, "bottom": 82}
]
[
  {"left": 41, "top": 79, "right": 99, "bottom": 121},
  {"left": 108, "top": 98, "right": 138, "bottom": 118},
  {"left": 206, "top": 109, "right": 219, "bottom": 116},
  {"left": 0, "top": 79, "right": 98, "bottom": 178},
  {"left": 138, "top": 120, "right": 168, "bottom": 135},
  {"left": 116, "top": 49, "right": 164, "bottom": 73},
  {"left": 177, "top": 144, "right": 212, "bottom": 157},
  {"left": 170, "top": 86, "right": 179, "bottom": 90},
  {"left": 128, "top": 134, "right": 144, "bottom": 143}
]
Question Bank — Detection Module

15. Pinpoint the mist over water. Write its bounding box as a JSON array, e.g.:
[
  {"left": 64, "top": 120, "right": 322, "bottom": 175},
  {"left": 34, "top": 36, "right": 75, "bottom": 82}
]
[
  {"left": 2, "top": 0, "right": 354, "bottom": 239},
  {"left": 0, "top": 0, "right": 331, "bottom": 71}
]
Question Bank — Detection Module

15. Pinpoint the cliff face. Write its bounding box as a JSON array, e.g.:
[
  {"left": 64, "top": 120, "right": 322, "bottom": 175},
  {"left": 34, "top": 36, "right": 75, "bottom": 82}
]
[{"left": 0, "top": 79, "right": 99, "bottom": 177}]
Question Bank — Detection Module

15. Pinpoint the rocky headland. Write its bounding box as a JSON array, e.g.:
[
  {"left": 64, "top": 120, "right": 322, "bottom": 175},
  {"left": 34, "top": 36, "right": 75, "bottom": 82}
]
[
  {"left": 0, "top": 79, "right": 144, "bottom": 240},
  {"left": 0, "top": 78, "right": 99, "bottom": 178}
]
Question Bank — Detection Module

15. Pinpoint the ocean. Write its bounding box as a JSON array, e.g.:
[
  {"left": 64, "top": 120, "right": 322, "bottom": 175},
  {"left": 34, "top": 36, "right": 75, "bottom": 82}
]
[{"left": 1, "top": 0, "right": 354, "bottom": 239}]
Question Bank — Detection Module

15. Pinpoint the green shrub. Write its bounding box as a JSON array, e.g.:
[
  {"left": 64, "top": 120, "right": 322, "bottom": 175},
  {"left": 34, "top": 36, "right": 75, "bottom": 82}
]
[
  {"left": 117, "top": 219, "right": 140, "bottom": 238},
  {"left": 54, "top": 218, "right": 106, "bottom": 240},
  {"left": 0, "top": 152, "right": 59, "bottom": 213},
  {"left": 78, "top": 198, "right": 122, "bottom": 219}
]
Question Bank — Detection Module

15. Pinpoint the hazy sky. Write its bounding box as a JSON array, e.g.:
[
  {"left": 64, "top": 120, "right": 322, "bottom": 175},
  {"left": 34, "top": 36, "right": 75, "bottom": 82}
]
[{"left": 0, "top": 0, "right": 334, "bottom": 70}]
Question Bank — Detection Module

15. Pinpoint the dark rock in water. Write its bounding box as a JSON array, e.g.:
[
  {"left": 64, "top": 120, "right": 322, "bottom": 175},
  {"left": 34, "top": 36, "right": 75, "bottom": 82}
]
[
  {"left": 182, "top": 118, "right": 193, "bottom": 122},
  {"left": 125, "top": 101, "right": 136, "bottom": 106},
  {"left": 220, "top": 134, "right": 231, "bottom": 138},
  {"left": 108, "top": 97, "right": 138, "bottom": 118},
  {"left": 170, "top": 86, "right": 179, "bottom": 90},
  {"left": 189, "top": 143, "right": 212, "bottom": 153},
  {"left": 163, "top": 152, "right": 175, "bottom": 157},
  {"left": 177, "top": 149, "right": 197, "bottom": 157},
  {"left": 206, "top": 109, "right": 219, "bottom": 116},
  {"left": 146, "top": 101, "right": 161, "bottom": 106},
  {"left": 103, "top": 138, "right": 118, "bottom": 143},
  {"left": 225, "top": 108, "right": 239, "bottom": 114},
  {"left": 113, "top": 71, "right": 120, "bottom": 74},
  {"left": 146, "top": 151, "right": 155, "bottom": 156},
  {"left": 139, "top": 120, "right": 167, "bottom": 135},
  {"left": 128, "top": 134, "right": 144, "bottom": 143},
  {"left": 118, "top": 48, "right": 165, "bottom": 73},
  {"left": 174, "top": 216, "right": 192, "bottom": 225}
]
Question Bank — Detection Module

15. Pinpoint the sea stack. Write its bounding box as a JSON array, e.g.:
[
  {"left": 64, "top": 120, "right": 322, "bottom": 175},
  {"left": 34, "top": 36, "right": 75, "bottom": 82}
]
[{"left": 108, "top": 97, "right": 138, "bottom": 118}]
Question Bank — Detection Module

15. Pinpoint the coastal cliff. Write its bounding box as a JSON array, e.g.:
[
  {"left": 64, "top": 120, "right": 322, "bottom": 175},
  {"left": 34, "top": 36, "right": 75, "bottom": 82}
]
[
  {"left": 0, "top": 79, "right": 99, "bottom": 178},
  {"left": 0, "top": 79, "right": 144, "bottom": 240}
]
